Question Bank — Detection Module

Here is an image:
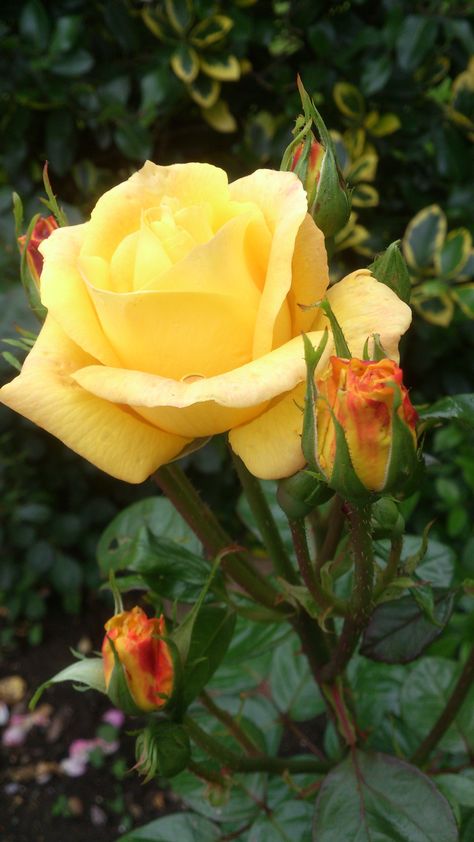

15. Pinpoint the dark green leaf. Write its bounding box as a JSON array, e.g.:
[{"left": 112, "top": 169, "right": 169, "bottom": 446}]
[
  {"left": 270, "top": 637, "right": 325, "bottom": 721},
  {"left": 19, "top": 0, "right": 50, "bottom": 50},
  {"left": 182, "top": 606, "right": 236, "bottom": 707},
  {"left": 401, "top": 657, "right": 474, "bottom": 754},
  {"left": 50, "top": 49, "right": 94, "bottom": 77},
  {"left": 114, "top": 122, "right": 152, "bottom": 161},
  {"left": 403, "top": 205, "right": 446, "bottom": 271},
  {"left": 418, "top": 394, "right": 474, "bottom": 426},
  {"left": 396, "top": 17, "right": 438, "bottom": 72},
  {"left": 138, "top": 534, "right": 224, "bottom": 603},
  {"left": 97, "top": 497, "right": 200, "bottom": 574},
  {"left": 313, "top": 750, "right": 457, "bottom": 841},
  {"left": 361, "top": 589, "right": 455, "bottom": 664},
  {"left": 116, "top": 812, "right": 220, "bottom": 842},
  {"left": 360, "top": 54, "right": 392, "bottom": 95}
]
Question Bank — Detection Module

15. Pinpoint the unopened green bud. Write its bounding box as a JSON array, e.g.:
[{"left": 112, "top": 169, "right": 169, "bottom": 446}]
[
  {"left": 371, "top": 498, "right": 405, "bottom": 538},
  {"left": 277, "top": 469, "right": 333, "bottom": 519},
  {"left": 369, "top": 241, "right": 411, "bottom": 304}
]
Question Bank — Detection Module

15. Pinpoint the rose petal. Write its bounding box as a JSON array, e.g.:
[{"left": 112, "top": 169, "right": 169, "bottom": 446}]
[
  {"left": 229, "top": 384, "right": 308, "bottom": 479},
  {"left": 80, "top": 162, "right": 231, "bottom": 263},
  {"left": 0, "top": 317, "right": 190, "bottom": 483},
  {"left": 313, "top": 269, "right": 412, "bottom": 361},
  {"left": 230, "top": 169, "right": 309, "bottom": 358},
  {"left": 40, "top": 226, "right": 120, "bottom": 366}
]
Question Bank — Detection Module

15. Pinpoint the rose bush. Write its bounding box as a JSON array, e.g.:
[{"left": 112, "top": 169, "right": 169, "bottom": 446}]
[{"left": 0, "top": 162, "right": 411, "bottom": 482}]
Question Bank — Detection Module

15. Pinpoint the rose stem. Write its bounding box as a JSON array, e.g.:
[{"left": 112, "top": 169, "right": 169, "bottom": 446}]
[
  {"left": 320, "top": 502, "right": 375, "bottom": 684},
  {"left": 373, "top": 534, "right": 403, "bottom": 599},
  {"left": 231, "top": 453, "right": 297, "bottom": 583},
  {"left": 200, "top": 690, "right": 260, "bottom": 756},
  {"left": 154, "top": 464, "right": 281, "bottom": 612},
  {"left": 184, "top": 716, "right": 331, "bottom": 775},
  {"left": 411, "top": 646, "right": 474, "bottom": 767},
  {"left": 288, "top": 518, "right": 346, "bottom": 616},
  {"left": 316, "top": 494, "right": 345, "bottom": 572}
]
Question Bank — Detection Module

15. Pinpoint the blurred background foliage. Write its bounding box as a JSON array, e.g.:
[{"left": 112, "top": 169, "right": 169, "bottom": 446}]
[{"left": 0, "top": 0, "right": 473, "bottom": 631}]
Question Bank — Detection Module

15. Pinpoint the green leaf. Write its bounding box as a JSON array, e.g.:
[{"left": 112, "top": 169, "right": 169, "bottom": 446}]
[
  {"left": 270, "top": 637, "right": 325, "bottom": 721},
  {"left": 172, "top": 766, "right": 263, "bottom": 824},
  {"left": 403, "top": 205, "right": 447, "bottom": 271},
  {"left": 114, "top": 122, "right": 152, "bottom": 161},
  {"left": 251, "top": 800, "right": 313, "bottom": 841},
  {"left": 418, "top": 394, "right": 474, "bottom": 426},
  {"left": 375, "top": 534, "right": 456, "bottom": 588},
  {"left": 182, "top": 605, "right": 236, "bottom": 707},
  {"left": 452, "top": 284, "right": 474, "bottom": 318},
  {"left": 313, "top": 750, "right": 457, "bottom": 841},
  {"left": 188, "top": 74, "right": 220, "bottom": 108},
  {"left": 401, "top": 657, "right": 474, "bottom": 754},
  {"left": 97, "top": 497, "right": 200, "bottom": 574},
  {"left": 136, "top": 534, "right": 225, "bottom": 603},
  {"left": 301, "top": 330, "right": 330, "bottom": 471},
  {"left": 50, "top": 49, "right": 94, "bottom": 77},
  {"left": 360, "top": 589, "right": 455, "bottom": 664},
  {"left": 435, "top": 772, "right": 474, "bottom": 810},
  {"left": 30, "top": 657, "right": 105, "bottom": 709},
  {"left": 369, "top": 240, "right": 411, "bottom": 303},
  {"left": 170, "top": 551, "right": 223, "bottom": 664},
  {"left": 190, "top": 15, "right": 233, "bottom": 47},
  {"left": 170, "top": 44, "right": 199, "bottom": 83},
  {"left": 116, "top": 812, "right": 220, "bottom": 842},
  {"left": 106, "top": 637, "right": 144, "bottom": 715},
  {"left": 209, "top": 616, "right": 288, "bottom": 693},
  {"left": 396, "top": 16, "right": 438, "bottom": 72},
  {"left": 165, "top": 0, "right": 193, "bottom": 35},
  {"left": 360, "top": 54, "right": 392, "bottom": 96},
  {"left": 19, "top": 0, "right": 50, "bottom": 51},
  {"left": 435, "top": 228, "right": 472, "bottom": 279},
  {"left": 333, "top": 82, "right": 365, "bottom": 120}
]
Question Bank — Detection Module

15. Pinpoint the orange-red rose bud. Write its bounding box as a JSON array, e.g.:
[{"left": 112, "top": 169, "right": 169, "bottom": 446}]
[
  {"left": 290, "top": 135, "right": 324, "bottom": 198},
  {"left": 102, "top": 607, "right": 174, "bottom": 712},
  {"left": 316, "top": 357, "right": 418, "bottom": 494},
  {"left": 18, "top": 215, "right": 58, "bottom": 287}
]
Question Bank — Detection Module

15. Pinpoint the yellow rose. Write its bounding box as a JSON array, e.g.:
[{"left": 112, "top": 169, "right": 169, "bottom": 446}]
[{"left": 0, "top": 163, "right": 411, "bottom": 482}]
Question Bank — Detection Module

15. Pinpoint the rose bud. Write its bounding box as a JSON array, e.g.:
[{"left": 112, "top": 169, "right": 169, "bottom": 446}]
[
  {"left": 18, "top": 215, "right": 58, "bottom": 289},
  {"left": 282, "top": 79, "right": 351, "bottom": 238},
  {"left": 315, "top": 357, "right": 418, "bottom": 497},
  {"left": 102, "top": 607, "right": 174, "bottom": 713}
]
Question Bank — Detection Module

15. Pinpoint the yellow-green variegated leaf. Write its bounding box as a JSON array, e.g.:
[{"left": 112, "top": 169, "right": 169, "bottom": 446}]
[
  {"left": 200, "top": 53, "right": 240, "bottom": 81},
  {"left": 412, "top": 284, "right": 454, "bottom": 326},
  {"left": 165, "top": 0, "right": 193, "bottom": 35},
  {"left": 188, "top": 74, "right": 220, "bottom": 108},
  {"left": 403, "top": 205, "right": 447, "bottom": 272},
  {"left": 331, "top": 131, "right": 350, "bottom": 173},
  {"left": 142, "top": 7, "right": 168, "bottom": 40},
  {"left": 170, "top": 44, "right": 199, "bottom": 83},
  {"left": 352, "top": 183, "right": 379, "bottom": 207},
  {"left": 367, "top": 112, "right": 401, "bottom": 136},
  {"left": 457, "top": 250, "right": 474, "bottom": 282},
  {"left": 452, "top": 284, "right": 474, "bottom": 318},
  {"left": 333, "top": 82, "right": 365, "bottom": 120},
  {"left": 334, "top": 214, "right": 370, "bottom": 252},
  {"left": 190, "top": 15, "right": 233, "bottom": 48},
  {"left": 434, "top": 228, "right": 472, "bottom": 279},
  {"left": 347, "top": 152, "right": 378, "bottom": 184},
  {"left": 201, "top": 99, "right": 237, "bottom": 132},
  {"left": 344, "top": 127, "right": 366, "bottom": 161}
]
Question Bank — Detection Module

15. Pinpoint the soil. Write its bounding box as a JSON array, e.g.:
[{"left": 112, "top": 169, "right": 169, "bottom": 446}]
[{"left": 0, "top": 599, "right": 178, "bottom": 842}]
